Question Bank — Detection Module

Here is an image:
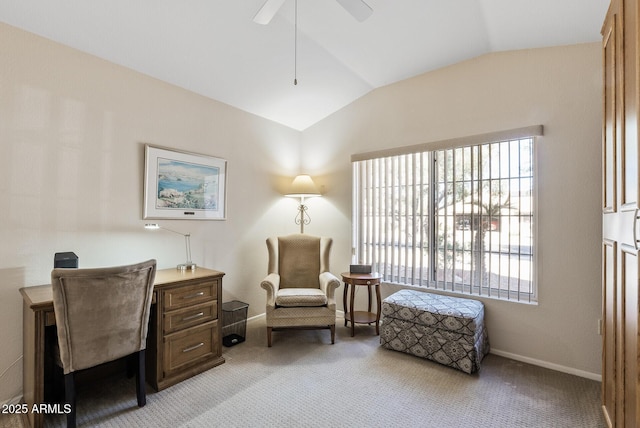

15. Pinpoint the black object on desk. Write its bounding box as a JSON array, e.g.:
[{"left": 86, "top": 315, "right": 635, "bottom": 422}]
[
  {"left": 350, "top": 264, "right": 371, "bottom": 274},
  {"left": 54, "top": 252, "right": 78, "bottom": 268}
]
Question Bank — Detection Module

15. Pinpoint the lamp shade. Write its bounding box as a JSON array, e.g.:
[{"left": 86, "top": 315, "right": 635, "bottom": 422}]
[{"left": 285, "top": 175, "right": 321, "bottom": 198}]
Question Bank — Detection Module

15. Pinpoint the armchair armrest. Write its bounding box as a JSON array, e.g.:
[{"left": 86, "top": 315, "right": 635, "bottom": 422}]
[
  {"left": 260, "top": 273, "right": 280, "bottom": 307},
  {"left": 319, "top": 271, "right": 341, "bottom": 304}
]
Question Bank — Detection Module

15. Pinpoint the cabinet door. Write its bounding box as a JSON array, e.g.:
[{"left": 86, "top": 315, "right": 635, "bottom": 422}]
[
  {"left": 602, "top": 3, "right": 621, "bottom": 425},
  {"left": 602, "top": 0, "right": 640, "bottom": 426}
]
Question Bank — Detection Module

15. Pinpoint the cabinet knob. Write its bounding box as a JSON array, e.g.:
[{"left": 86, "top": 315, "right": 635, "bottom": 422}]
[{"left": 366, "top": 280, "right": 371, "bottom": 285}]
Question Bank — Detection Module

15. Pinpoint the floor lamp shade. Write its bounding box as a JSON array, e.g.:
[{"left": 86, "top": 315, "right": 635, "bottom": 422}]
[
  {"left": 285, "top": 175, "right": 321, "bottom": 233},
  {"left": 285, "top": 174, "right": 321, "bottom": 198}
]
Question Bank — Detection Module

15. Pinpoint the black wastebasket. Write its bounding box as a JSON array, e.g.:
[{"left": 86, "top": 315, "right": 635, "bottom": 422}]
[{"left": 222, "top": 300, "right": 249, "bottom": 347}]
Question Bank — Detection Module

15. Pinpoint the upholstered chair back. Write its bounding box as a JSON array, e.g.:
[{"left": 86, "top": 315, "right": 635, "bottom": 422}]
[
  {"left": 51, "top": 259, "right": 156, "bottom": 374},
  {"left": 266, "top": 234, "right": 332, "bottom": 289}
]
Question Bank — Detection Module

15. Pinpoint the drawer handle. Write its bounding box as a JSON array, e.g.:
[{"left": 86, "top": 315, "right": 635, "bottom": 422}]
[
  {"left": 182, "top": 312, "right": 205, "bottom": 322},
  {"left": 184, "top": 291, "right": 205, "bottom": 300},
  {"left": 366, "top": 280, "right": 371, "bottom": 285},
  {"left": 182, "top": 342, "right": 205, "bottom": 353}
]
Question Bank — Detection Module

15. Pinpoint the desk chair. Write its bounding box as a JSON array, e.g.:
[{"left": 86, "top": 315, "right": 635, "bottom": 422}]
[
  {"left": 51, "top": 260, "right": 156, "bottom": 428},
  {"left": 260, "top": 234, "right": 340, "bottom": 346}
]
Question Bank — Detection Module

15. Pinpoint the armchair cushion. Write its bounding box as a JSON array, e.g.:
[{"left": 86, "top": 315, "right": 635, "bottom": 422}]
[
  {"left": 275, "top": 288, "right": 328, "bottom": 307},
  {"left": 278, "top": 235, "right": 321, "bottom": 289}
]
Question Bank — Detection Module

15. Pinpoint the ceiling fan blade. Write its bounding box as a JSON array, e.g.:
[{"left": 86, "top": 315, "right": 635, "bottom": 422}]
[
  {"left": 336, "top": 0, "right": 373, "bottom": 22},
  {"left": 253, "top": 0, "right": 287, "bottom": 25}
]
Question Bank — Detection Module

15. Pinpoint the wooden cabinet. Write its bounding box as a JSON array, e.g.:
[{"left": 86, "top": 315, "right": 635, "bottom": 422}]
[
  {"left": 20, "top": 267, "right": 226, "bottom": 428},
  {"left": 601, "top": 1, "right": 640, "bottom": 426},
  {"left": 148, "top": 269, "right": 225, "bottom": 391}
]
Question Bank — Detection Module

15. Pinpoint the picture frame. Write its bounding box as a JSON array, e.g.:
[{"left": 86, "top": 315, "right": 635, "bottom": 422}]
[{"left": 143, "top": 144, "right": 227, "bottom": 220}]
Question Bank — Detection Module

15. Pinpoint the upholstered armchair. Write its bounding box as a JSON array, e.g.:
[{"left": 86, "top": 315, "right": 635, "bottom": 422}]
[
  {"left": 260, "top": 234, "right": 340, "bottom": 347},
  {"left": 51, "top": 260, "right": 156, "bottom": 428}
]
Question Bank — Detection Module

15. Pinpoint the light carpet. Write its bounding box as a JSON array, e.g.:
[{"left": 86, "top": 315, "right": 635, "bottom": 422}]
[{"left": 2, "top": 316, "right": 606, "bottom": 427}]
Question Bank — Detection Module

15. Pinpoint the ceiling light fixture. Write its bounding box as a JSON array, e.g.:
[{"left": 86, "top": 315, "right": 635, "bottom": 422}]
[
  {"left": 253, "top": 0, "right": 286, "bottom": 25},
  {"left": 253, "top": 0, "right": 372, "bottom": 25},
  {"left": 336, "top": 0, "right": 373, "bottom": 22},
  {"left": 253, "top": 0, "right": 373, "bottom": 86}
]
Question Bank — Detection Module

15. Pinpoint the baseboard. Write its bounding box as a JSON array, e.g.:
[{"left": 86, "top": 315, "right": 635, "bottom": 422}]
[
  {"left": 247, "top": 313, "right": 265, "bottom": 323},
  {"left": 490, "top": 349, "right": 601, "bottom": 382},
  {"left": 248, "top": 313, "right": 601, "bottom": 381}
]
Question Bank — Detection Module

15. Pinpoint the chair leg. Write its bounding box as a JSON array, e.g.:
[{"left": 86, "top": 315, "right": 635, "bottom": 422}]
[
  {"left": 136, "top": 350, "right": 146, "bottom": 407},
  {"left": 53, "top": 364, "right": 65, "bottom": 404},
  {"left": 330, "top": 325, "right": 335, "bottom": 344},
  {"left": 126, "top": 353, "right": 136, "bottom": 378},
  {"left": 64, "top": 372, "right": 76, "bottom": 428},
  {"left": 267, "top": 327, "right": 272, "bottom": 347}
]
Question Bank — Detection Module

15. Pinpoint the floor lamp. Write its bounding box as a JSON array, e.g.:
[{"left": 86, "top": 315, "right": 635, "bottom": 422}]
[{"left": 285, "top": 174, "right": 321, "bottom": 234}]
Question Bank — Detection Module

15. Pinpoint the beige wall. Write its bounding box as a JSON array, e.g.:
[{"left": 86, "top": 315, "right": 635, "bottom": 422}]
[
  {"left": 0, "top": 21, "right": 603, "bottom": 404},
  {"left": 303, "top": 43, "right": 603, "bottom": 377},
  {"left": 0, "top": 22, "right": 306, "bottom": 403}
]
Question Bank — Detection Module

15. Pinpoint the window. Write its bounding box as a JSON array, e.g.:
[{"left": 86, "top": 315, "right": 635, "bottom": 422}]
[{"left": 352, "top": 129, "right": 538, "bottom": 303}]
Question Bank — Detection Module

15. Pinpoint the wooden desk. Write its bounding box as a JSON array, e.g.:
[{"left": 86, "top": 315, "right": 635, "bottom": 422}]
[
  {"left": 20, "top": 267, "right": 225, "bottom": 428},
  {"left": 341, "top": 272, "right": 382, "bottom": 337}
]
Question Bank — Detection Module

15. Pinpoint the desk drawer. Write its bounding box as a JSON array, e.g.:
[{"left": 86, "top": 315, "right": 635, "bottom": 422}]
[
  {"left": 164, "top": 301, "right": 217, "bottom": 334},
  {"left": 349, "top": 278, "right": 380, "bottom": 286},
  {"left": 163, "top": 279, "right": 218, "bottom": 311},
  {"left": 164, "top": 321, "right": 218, "bottom": 376}
]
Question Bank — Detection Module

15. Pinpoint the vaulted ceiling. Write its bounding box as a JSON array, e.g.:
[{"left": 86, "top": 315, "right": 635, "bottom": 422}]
[{"left": 0, "top": 0, "right": 609, "bottom": 130}]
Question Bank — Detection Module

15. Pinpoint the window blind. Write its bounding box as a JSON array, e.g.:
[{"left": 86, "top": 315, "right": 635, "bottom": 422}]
[{"left": 352, "top": 127, "right": 540, "bottom": 302}]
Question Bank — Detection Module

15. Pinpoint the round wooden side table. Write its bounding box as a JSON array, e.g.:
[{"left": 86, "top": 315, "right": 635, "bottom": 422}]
[{"left": 341, "top": 272, "right": 382, "bottom": 337}]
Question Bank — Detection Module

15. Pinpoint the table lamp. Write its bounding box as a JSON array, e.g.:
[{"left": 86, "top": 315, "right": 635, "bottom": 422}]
[{"left": 144, "top": 223, "right": 196, "bottom": 271}]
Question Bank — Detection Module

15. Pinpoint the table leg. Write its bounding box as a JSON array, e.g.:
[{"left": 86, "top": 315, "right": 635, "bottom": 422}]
[
  {"left": 22, "top": 303, "right": 46, "bottom": 428},
  {"left": 343, "top": 282, "right": 348, "bottom": 327},
  {"left": 350, "top": 281, "right": 356, "bottom": 337},
  {"left": 375, "top": 283, "right": 381, "bottom": 335}
]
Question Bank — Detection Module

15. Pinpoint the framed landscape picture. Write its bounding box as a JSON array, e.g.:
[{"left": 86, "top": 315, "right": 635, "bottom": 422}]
[{"left": 143, "top": 144, "right": 227, "bottom": 220}]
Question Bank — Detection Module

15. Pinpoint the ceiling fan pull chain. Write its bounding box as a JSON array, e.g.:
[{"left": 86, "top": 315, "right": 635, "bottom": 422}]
[{"left": 294, "top": 0, "right": 298, "bottom": 85}]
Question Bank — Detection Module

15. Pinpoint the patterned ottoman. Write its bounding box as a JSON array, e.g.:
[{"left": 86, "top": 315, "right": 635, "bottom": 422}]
[{"left": 380, "top": 289, "right": 489, "bottom": 374}]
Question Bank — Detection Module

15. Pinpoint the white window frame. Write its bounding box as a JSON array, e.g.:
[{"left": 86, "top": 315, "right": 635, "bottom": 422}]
[{"left": 351, "top": 126, "right": 542, "bottom": 303}]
